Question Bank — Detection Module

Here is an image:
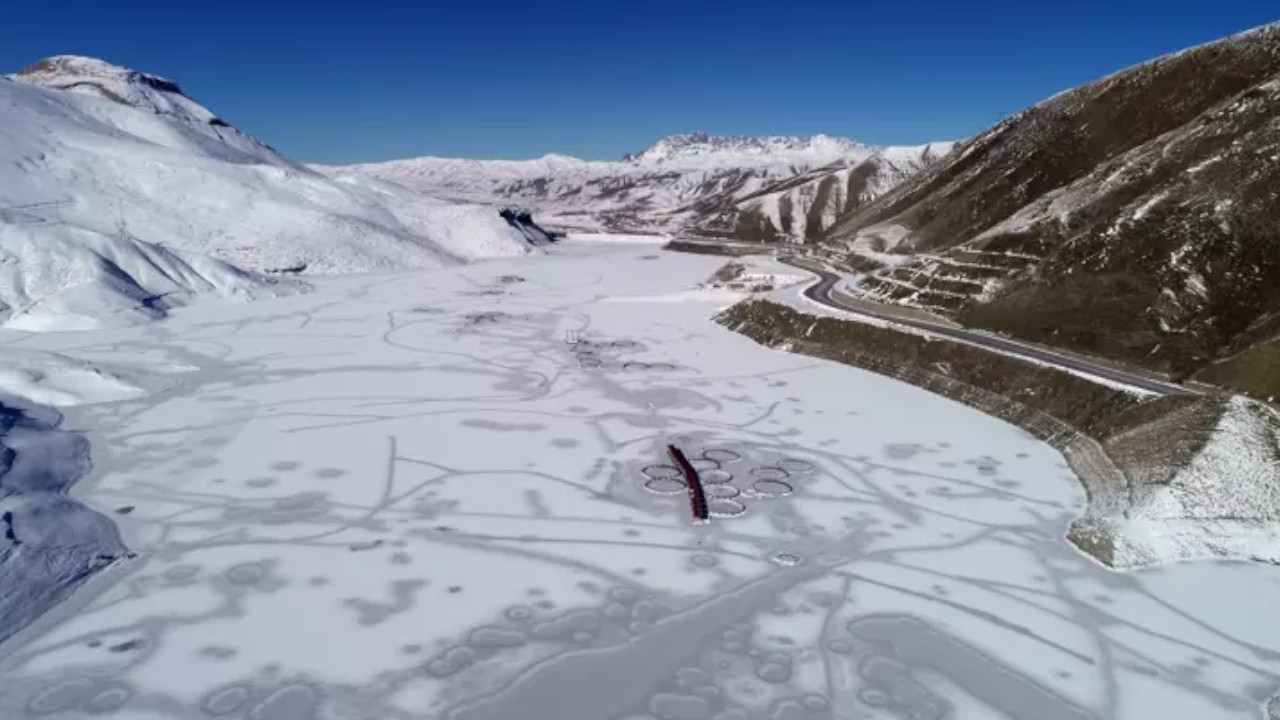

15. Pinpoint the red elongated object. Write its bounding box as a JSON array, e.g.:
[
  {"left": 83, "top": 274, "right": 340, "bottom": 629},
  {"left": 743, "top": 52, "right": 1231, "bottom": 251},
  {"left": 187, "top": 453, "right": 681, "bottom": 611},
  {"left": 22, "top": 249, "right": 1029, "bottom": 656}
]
[{"left": 667, "top": 444, "right": 709, "bottom": 521}]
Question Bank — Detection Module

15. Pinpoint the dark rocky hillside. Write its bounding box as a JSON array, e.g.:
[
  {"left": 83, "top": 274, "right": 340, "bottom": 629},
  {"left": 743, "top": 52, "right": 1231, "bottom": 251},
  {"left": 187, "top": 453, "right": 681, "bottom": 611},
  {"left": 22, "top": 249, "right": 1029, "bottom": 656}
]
[
  {"left": 824, "top": 22, "right": 1280, "bottom": 390},
  {"left": 689, "top": 150, "right": 947, "bottom": 243}
]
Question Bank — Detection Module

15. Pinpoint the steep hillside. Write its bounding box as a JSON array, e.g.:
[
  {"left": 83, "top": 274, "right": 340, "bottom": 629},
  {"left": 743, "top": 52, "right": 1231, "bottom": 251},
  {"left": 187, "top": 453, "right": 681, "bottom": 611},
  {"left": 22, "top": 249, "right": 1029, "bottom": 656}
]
[
  {"left": 693, "top": 145, "right": 950, "bottom": 242},
  {"left": 327, "top": 134, "right": 954, "bottom": 242},
  {"left": 824, "top": 22, "right": 1280, "bottom": 383},
  {"left": 1, "top": 57, "right": 535, "bottom": 330}
]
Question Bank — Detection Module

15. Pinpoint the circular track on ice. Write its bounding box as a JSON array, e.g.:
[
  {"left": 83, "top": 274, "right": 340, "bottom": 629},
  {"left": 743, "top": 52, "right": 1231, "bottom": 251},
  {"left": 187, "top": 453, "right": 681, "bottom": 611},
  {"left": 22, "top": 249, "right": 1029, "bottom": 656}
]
[
  {"left": 643, "top": 479, "right": 689, "bottom": 496},
  {"left": 621, "top": 362, "right": 678, "bottom": 372},
  {"left": 690, "top": 458, "right": 721, "bottom": 472},
  {"left": 751, "top": 479, "right": 794, "bottom": 497},
  {"left": 750, "top": 466, "right": 790, "bottom": 481},
  {"left": 708, "top": 499, "right": 747, "bottom": 518},
  {"left": 776, "top": 458, "right": 816, "bottom": 474},
  {"left": 700, "top": 469, "right": 734, "bottom": 485},
  {"left": 707, "top": 485, "right": 741, "bottom": 500},
  {"left": 642, "top": 465, "right": 682, "bottom": 481},
  {"left": 702, "top": 448, "right": 742, "bottom": 464}
]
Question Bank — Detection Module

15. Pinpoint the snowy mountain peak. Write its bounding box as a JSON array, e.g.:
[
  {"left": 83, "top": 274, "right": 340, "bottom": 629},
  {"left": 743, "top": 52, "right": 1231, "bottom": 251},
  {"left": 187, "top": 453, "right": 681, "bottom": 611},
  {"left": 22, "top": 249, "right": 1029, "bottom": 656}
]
[
  {"left": 632, "top": 133, "right": 866, "bottom": 163},
  {"left": 17, "top": 55, "right": 180, "bottom": 90},
  {"left": 537, "top": 153, "right": 592, "bottom": 168},
  {"left": 13, "top": 55, "right": 221, "bottom": 126},
  {"left": 9, "top": 55, "right": 291, "bottom": 166}
]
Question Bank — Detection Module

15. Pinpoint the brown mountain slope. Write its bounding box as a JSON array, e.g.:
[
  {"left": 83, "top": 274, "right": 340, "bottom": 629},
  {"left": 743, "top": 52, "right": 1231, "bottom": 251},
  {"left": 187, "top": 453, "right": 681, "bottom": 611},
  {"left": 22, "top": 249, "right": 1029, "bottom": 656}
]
[
  {"left": 823, "top": 22, "right": 1280, "bottom": 384},
  {"left": 687, "top": 148, "right": 951, "bottom": 243}
]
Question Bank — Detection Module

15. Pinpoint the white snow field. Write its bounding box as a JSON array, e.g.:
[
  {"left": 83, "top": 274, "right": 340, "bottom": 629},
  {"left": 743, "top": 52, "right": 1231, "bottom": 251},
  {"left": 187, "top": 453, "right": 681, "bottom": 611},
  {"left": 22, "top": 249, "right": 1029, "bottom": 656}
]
[
  {"left": 1, "top": 240, "right": 1278, "bottom": 720},
  {"left": 0, "top": 57, "right": 534, "bottom": 331}
]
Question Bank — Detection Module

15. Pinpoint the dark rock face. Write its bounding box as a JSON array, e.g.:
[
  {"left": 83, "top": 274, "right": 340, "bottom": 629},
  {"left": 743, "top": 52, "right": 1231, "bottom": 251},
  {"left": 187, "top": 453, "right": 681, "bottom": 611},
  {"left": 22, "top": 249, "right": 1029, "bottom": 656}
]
[
  {"left": 500, "top": 208, "right": 559, "bottom": 245},
  {"left": 825, "top": 22, "right": 1280, "bottom": 381}
]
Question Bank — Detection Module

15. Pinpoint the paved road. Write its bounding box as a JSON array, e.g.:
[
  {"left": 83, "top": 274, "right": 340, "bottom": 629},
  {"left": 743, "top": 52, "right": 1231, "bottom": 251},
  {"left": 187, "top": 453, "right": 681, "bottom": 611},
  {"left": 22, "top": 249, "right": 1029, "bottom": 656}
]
[{"left": 779, "top": 256, "right": 1197, "bottom": 397}]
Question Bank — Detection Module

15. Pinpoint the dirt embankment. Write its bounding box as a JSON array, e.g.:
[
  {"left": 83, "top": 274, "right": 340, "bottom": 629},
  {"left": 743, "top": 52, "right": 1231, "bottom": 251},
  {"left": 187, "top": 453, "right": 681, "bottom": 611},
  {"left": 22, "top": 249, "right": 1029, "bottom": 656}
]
[
  {"left": 662, "top": 240, "right": 771, "bottom": 257},
  {"left": 716, "top": 298, "right": 1280, "bottom": 568}
]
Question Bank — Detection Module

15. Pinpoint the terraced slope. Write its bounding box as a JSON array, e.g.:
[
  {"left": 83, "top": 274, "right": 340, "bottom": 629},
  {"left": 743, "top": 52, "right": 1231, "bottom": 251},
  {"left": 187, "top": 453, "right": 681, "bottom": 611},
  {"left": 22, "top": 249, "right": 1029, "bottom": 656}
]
[{"left": 823, "top": 22, "right": 1280, "bottom": 384}]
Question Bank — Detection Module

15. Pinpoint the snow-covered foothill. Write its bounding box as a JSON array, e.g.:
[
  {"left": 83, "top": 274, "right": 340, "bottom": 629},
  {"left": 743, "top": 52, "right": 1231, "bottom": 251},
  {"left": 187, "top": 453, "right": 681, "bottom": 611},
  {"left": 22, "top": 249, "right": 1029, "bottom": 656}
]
[
  {"left": 0, "top": 350, "right": 145, "bottom": 407},
  {"left": 0, "top": 220, "right": 290, "bottom": 332}
]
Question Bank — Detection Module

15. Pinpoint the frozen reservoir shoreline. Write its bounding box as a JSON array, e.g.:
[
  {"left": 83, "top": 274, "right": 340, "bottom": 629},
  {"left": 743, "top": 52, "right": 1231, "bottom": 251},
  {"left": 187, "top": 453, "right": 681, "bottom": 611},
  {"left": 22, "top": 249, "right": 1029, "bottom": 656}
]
[
  {"left": 0, "top": 241, "right": 1276, "bottom": 719},
  {"left": 0, "top": 397, "right": 126, "bottom": 648}
]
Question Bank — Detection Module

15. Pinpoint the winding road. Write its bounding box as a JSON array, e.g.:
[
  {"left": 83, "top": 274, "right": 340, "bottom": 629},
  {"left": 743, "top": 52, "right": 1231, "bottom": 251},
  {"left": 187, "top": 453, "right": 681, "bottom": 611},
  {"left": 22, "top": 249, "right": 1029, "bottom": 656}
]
[{"left": 778, "top": 255, "right": 1196, "bottom": 397}]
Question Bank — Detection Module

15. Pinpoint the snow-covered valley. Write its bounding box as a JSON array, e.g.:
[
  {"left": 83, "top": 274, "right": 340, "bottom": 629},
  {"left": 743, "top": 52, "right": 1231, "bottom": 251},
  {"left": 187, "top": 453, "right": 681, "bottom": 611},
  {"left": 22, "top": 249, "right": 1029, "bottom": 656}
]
[
  {"left": 1, "top": 240, "right": 1278, "bottom": 719},
  {"left": 2, "top": 33, "right": 1280, "bottom": 720}
]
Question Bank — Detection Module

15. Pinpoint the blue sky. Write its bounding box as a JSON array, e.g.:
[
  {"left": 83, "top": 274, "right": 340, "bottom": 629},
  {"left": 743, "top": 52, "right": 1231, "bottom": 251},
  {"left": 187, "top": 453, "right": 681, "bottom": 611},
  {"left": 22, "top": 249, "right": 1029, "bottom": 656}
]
[{"left": 4, "top": 1, "right": 1276, "bottom": 163}]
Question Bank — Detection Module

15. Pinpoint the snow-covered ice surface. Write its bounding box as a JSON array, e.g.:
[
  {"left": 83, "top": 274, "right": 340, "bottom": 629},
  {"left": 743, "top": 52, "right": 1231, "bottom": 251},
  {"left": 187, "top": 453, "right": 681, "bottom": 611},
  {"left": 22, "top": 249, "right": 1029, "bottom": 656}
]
[{"left": 1, "top": 241, "right": 1278, "bottom": 719}]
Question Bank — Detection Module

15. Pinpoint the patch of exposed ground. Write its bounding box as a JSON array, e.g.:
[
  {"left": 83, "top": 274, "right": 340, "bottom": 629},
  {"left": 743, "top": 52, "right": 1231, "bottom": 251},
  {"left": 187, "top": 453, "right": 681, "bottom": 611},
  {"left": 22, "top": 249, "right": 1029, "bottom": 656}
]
[
  {"left": 1196, "top": 335, "right": 1280, "bottom": 402},
  {"left": 697, "top": 261, "right": 806, "bottom": 294},
  {"left": 661, "top": 240, "right": 772, "bottom": 257}
]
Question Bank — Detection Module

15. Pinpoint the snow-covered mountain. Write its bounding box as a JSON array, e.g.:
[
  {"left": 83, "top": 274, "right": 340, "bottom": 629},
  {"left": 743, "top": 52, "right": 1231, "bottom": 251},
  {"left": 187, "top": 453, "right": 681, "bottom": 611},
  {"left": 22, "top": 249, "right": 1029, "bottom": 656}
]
[
  {"left": 1, "top": 56, "right": 534, "bottom": 331},
  {"left": 9, "top": 55, "right": 291, "bottom": 166},
  {"left": 324, "top": 134, "right": 954, "bottom": 242},
  {"left": 823, "top": 21, "right": 1280, "bottom": 391},
  {"left": 625, "top": 132, "right": 869, "bottom": 164}
]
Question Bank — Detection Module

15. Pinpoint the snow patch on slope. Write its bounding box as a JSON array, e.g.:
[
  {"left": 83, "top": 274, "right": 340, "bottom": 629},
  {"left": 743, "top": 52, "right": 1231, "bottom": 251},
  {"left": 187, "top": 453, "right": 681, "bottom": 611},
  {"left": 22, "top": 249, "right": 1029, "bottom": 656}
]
[
  {"left": 0, "top": 221, "right": 290, "bottom": 331},
  {"left": 1111, "top": 397, "right": 1280, "bottom": 566},
  {"left": 0, "top": 350, "right": 145, "bottom": 407}
]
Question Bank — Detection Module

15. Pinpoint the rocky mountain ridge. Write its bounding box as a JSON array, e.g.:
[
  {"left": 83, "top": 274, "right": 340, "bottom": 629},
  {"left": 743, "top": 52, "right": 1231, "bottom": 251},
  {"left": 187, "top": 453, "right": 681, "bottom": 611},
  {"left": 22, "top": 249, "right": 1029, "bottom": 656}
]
[
  {"left": 326, "top": 135, "right": 955, "bottom": 242},
  {"left": 625, "top": 132, "right": 869, "bottom": 163}
]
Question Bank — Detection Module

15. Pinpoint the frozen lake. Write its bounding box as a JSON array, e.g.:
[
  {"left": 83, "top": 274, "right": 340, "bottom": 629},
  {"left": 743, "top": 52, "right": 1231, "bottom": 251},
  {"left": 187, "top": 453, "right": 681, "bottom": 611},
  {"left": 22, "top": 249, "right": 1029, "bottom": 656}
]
[{"left": 1, "top": 240, "right": 1277, "bottom": 719}]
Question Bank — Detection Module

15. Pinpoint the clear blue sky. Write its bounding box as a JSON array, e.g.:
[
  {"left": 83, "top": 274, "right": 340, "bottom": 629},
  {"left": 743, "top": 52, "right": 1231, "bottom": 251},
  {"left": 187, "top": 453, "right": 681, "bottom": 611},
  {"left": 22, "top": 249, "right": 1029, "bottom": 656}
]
[{"left": 4, "top": 1, "right": 1276, "bottom": 163}]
